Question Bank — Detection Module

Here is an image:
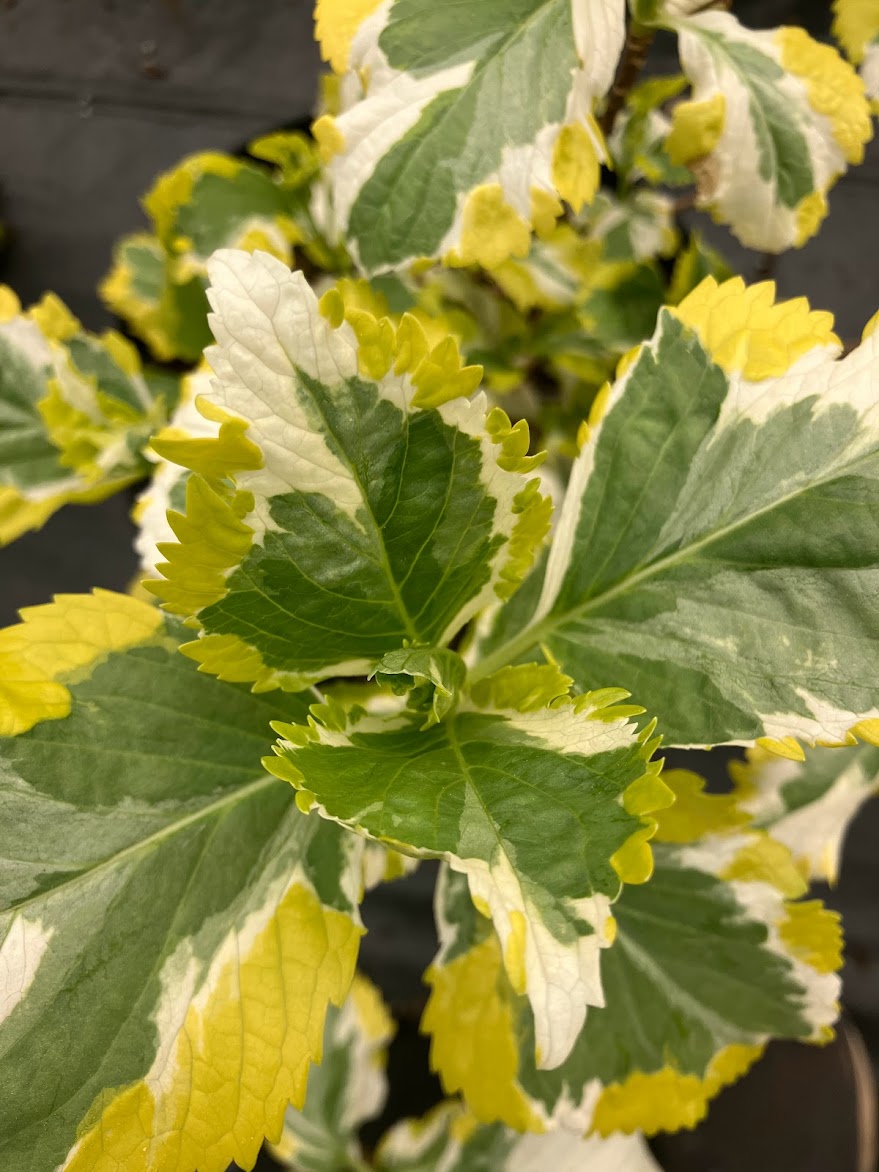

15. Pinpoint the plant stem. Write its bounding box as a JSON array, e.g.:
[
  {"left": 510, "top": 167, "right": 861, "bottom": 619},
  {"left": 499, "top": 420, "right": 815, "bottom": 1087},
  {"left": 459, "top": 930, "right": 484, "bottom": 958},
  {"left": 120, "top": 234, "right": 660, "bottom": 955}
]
[
  {"left": 754, "top": 252, "right": 777, "bottom": 282},
  {"left": 599, "top": 22, "right": 655, "bottom": 139}
]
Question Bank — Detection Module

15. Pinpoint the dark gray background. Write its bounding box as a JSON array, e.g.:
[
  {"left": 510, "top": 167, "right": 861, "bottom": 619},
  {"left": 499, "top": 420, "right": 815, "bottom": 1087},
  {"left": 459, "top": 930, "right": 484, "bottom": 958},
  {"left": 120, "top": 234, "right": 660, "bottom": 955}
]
[{"left": 1, "top": 1, "right": 877, "bottom": 1164}]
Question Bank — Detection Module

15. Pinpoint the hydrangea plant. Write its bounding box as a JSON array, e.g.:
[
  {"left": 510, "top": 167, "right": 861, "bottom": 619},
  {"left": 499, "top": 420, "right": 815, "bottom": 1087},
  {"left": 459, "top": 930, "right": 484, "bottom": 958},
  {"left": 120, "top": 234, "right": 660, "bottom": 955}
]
[{"left": 1, "top": 2, "right": 878, "bottom": 1170}]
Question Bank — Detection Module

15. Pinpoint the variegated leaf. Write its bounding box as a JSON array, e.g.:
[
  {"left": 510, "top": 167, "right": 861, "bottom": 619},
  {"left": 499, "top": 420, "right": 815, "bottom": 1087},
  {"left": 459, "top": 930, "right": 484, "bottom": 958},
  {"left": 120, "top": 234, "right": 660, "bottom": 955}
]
[
  {"left": 371, "top": 645, "right": 467, "bottom": 727},
  {"left": 147, "top": 249, "right": 551, "bottom": 691},
  {"left": 100, "top": 233, "right": 213, "bottom": 364},
  {"left": 424, "top": 771, "right": 842, "bottom": 1137},
  {"left": 313, "top": 0, "right": 626, "bottom": 273},
  {"left": 143, "top": 151, "right": 303, "bottom": 280},
  {"left": 585, "top": 189, "right": 678, "bottom": 265},
  {"left": 608, "top": 73, "right": 692, "bottom": 189},
  {"left": 375, "top": 1101, "right": 662, "bottom": 1171},
  {"left": 267, "top": 663, "right": 670, "bottom": 1069},
  {"left": 269, "top": 973, "right": 393, "bottom": 1171},
  {"left": 658, "top": 8, "right": 872, "bottom": 250},
  {"left": 833, "top": 0, "right": 879, "bottom": 101},
  {"left": 0, "top": 591, "right": 363, "bottom": 1172},
  {"left": 361, "top": 839, "right": 421, "bottom": 889},
  {"left": 133, "top": 365, "right": 219, "bottom": 575},
  {"left": 490, "top": 191, "right": 672, "bottom": 316},
  {"left": 0, "top": 288, "right": 175, "bottom": 545},
  {"left": 100, "top": 134, "right": 329, "bottom": 366},
  {"left": 730, "top": 743, "right": 879, "bottom": 883},
  {"left": 473, "top": 277, "right": 879, "bottom": 751}
]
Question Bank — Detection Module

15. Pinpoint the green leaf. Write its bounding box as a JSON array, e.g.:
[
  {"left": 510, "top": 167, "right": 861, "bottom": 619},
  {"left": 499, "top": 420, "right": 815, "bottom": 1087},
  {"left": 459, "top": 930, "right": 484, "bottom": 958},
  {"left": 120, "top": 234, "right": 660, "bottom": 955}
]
[
  {"left": 584, "top": 190, "right": 678, "bottom": 266},
  {"left": 371, "top": 645, "right": 466, "bottom": 726},
  {"left": 375, "top": 1101, "right": 662, "bottom": 1171},
  {"left": 730, "top": 742, "right": 879, "bottom": 883},
  {"left": 424, "top": 774, "right": 842, "bottom": 1137},
  {"left": 269, "top": 973, "right": 394, "bottom": 1172},
  {"left": 659, "top": 9, "right": 872, "bottom": 250},
  {"left": 143, "top": 151, "right": 302, "bottom": 278},
  {"left": 0, "top": 592, "right": 363, "bottom": 1172},
  {"left": 609, "top": 73, "right": 693, "bottom": 189},
  {"left": 147, "top": 249, "right": 550, "bottom": 692},
  {"left": 268, "top": 663, "right": 670, "bottom": 1069},
  {"left": 100, "top": 233, "right": 213, "bottom": 364},
  {"left": 313, "top": 0, "right": 626, "bottom": 273},
  {"left": 474, "top": 277, "right": 879, "bottom": 750},
  {"left": 0, "top": 288, "right": 173, "bottom": 545}
]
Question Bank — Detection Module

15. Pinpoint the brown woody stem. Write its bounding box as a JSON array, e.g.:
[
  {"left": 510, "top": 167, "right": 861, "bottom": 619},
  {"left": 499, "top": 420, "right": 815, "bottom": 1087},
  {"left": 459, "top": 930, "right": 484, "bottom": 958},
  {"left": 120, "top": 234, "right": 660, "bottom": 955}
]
[{"left": 599, "top": 22, "right": 655, "bottom": 139}]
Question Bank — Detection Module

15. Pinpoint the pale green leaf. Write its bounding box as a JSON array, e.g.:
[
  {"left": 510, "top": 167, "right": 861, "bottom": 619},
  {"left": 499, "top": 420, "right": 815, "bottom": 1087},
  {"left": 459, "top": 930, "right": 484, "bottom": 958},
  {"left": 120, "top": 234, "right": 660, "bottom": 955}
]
[
  {"left": 584, "top": 190, "right": 678, "bottom": 266},
  {"left": 0, "top": 592, "right": 363, "bottom": 1172},
  {"left": 658, "top": 9, "right": 872, "bottom": 250},
  {"left": 268, "top": 664, "right": 669, "bottom": 1069},
  {"left": 147, "top": 248, "right": 550, "bottom": 692},
  {"left": 474, "top": 277, "right": 879, "bottom": 750},
  {"left": 314, "top": 0, "right": 626, "bottom": 273}
]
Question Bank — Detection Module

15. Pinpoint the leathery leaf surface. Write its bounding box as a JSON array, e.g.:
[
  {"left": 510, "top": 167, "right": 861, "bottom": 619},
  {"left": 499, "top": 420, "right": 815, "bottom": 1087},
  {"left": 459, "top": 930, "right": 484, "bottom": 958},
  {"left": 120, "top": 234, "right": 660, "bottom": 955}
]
[
  {"left": 423, "top": 770, "right": 842, "bottom": 1137},
  {"left": 660, "top": 8, "right": 872, "bottom": 250},
  {"left": 268, "top": 663, "right": 671, "bottom": 1069},
  {"left": 0, "top": 591, "right": 363, "bottom": 1172},
  {"left": 148, "top": 248, "right": 550, "bottom": 692},
  {"left": 475, "top": 277, "right": 879, "bottom": 751},
  {"left": 313, "top": 0, "right": 626, "bottom": 272}
]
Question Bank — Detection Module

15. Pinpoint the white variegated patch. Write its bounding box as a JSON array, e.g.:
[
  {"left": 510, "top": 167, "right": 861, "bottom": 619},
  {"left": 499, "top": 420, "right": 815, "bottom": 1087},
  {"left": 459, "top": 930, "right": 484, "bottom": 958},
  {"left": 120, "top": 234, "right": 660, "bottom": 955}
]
[
  {"left": 734, "top": 746, "right": 879, "bottom": 881},
  {"left": 450, "top": 837, "right": 613, "bottom": 1071},
  {"left": 497, "top": 700, "right": 639, "bottom": 758},
  {"left": 326, "top": 61, "right": 475, "bottom": 239},
  {"left": 318, "top": 0, "right": 626, "bottom": 271},
  {"left": 374, "top": 1101, "right": 662, "bottom": 1172},
  {"left": 135, "top": 369, "right": 220, "bottom": 573},
  {"left": 507, "top": 1129, "right": 662, "bottom": 1172},
  {"left": 205, "top": 251, "right": 363, "bottom": 530},
  {"left": 0, "top": 915, "right": 54, "bottom": 1026},
  {"left": 665, "top": 9, "right": 871, "bottom": 251},
  {"left": 728, "top": 880, "right": 840, "bottom": 1035},
  {"left": 759, "top": 691, "right": 879, "bottom": 749}
]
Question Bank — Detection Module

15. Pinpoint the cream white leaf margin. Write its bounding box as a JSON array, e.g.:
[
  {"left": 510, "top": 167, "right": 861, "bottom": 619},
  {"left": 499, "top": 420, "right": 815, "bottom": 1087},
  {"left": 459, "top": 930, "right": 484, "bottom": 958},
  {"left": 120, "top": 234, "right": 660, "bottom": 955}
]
[
  {"left": 313, "top": 0, "right": 626, "bottom": 272},
  {"left": 662, "top": 9, "right": 872, "bottom": 250}
]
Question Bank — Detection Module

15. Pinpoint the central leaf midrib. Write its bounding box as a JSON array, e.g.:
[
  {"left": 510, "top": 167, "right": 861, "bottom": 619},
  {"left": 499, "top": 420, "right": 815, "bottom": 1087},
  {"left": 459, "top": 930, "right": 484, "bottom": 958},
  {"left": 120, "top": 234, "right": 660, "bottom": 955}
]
[
  {"left": 4, "top": 772, "right": 281, "bottom": 920},
  {"left": 292, "top": 364, "right": 419, "bottom": 642},
  {"left": 473, "top": 444, "right": 877, "bottom": 679}
]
